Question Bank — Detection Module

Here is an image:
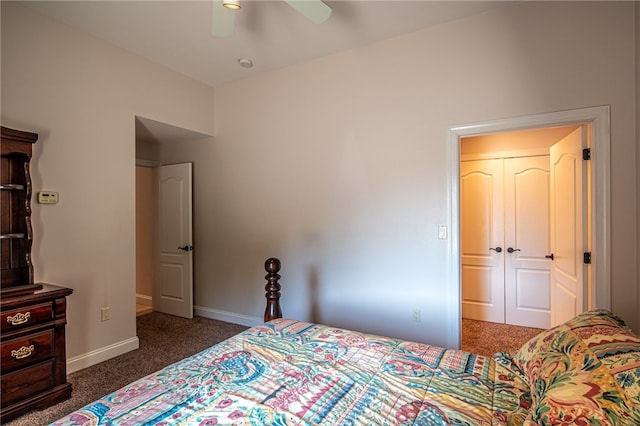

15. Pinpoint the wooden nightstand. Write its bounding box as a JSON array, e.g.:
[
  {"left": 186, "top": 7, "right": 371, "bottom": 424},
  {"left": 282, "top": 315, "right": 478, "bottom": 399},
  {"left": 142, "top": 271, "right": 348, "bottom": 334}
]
[{"left": 1, "top": 284, "right": 73, "bottom": 422}]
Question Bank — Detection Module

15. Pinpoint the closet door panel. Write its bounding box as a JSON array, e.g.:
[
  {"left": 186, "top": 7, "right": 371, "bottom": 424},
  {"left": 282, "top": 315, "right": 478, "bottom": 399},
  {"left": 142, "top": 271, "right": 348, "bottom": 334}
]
[
  {"left": 460, "top": 159, "right": 504, "bottom": 323},
  {"left": 549, "top": 128, "right": 585, "bottom": 327},
  {"left": 504, "top": 156, "right": 551, "bottom": 328}
]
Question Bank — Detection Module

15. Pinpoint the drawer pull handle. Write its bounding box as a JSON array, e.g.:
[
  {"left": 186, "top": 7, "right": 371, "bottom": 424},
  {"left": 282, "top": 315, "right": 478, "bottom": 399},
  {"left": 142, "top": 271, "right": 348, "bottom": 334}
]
[
  {"left": 11, "top": 345, "right": 35, "bottom": 359},
  {"left": 7, "top": 312, "right": 31, "bottom": 325}
]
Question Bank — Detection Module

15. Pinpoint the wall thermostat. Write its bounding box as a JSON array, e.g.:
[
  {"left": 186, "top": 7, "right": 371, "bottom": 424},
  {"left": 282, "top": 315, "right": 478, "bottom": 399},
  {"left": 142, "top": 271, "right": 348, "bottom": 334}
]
[{"left": 38, "top": 191, "right": 59, "bottom": 204}]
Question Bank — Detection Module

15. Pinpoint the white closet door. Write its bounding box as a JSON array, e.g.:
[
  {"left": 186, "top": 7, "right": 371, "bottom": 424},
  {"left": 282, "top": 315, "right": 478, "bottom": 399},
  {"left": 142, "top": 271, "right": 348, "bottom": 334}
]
[
  {"left": 504, "top": 156, "right": 551, "bottom": 329},
  {"left": 550, "top": 128, "right": 585, "bottom": 327},
  {"left": 460, "top": 159, "right": 505, "bottom": 323}
]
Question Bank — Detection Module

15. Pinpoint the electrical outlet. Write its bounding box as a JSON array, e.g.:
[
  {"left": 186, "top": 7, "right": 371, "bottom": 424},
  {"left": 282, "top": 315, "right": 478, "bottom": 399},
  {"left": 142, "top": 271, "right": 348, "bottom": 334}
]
[
  {"left": 101, "top": 307, "right": 111, "bottom": 322},
  {"left": 412, "top": 308, "right": 421, "bottom": 322}
]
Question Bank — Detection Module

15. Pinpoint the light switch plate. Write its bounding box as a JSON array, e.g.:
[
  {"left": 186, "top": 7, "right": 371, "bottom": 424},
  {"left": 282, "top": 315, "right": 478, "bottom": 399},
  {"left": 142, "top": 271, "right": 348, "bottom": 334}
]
[
  {"left": 38, "top": 191, "right": 59, "bottom": 204},
  {"left": 438, "top": 225, "right": 448, "bottom": 239}
]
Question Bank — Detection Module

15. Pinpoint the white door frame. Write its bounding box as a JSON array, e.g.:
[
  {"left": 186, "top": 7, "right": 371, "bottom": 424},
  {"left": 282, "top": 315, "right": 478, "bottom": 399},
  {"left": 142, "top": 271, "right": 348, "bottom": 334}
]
[{"left": 445, "top": 105, "right": 611, "bottom": 349}]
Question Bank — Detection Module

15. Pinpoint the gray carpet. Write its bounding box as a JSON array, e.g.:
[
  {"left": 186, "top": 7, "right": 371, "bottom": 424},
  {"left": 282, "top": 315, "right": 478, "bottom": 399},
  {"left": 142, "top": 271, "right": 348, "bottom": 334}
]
[{"left": 5, "top": 313, "right": 248, "bottom": 426}]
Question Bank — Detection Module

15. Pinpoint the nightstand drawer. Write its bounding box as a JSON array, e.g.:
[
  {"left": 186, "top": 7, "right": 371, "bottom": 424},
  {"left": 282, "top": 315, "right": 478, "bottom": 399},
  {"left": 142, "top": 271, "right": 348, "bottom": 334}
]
[
  {"left": 1, "top": 302, "right": 53, "bottom": 332},
  {"left": 0, "top": 359, "right": 55, "bottom": 407},
  {"left": 1, "top": 329, "right": 54, "bottom": 372}
]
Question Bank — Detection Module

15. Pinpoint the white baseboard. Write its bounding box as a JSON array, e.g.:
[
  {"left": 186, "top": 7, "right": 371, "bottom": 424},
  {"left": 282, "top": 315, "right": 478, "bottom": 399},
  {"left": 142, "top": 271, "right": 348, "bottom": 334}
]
[
  {"left": 67, "top": 336, "right": 139, "bottom": 374},
  {"left": 136, "top": 293, "right": 152, "bottom": 306},
  {"left": 194, "top": 305, "right": 261, "bottom": 328},
  {"left": 67, "top": 308, "right": 257, "bottom": 374}
]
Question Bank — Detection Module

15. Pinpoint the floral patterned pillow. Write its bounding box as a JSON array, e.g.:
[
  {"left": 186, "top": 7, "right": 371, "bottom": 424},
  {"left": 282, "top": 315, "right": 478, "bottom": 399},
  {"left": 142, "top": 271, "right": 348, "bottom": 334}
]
[
  {"left": 491, "top": 352, "right": 533, "bottom": 424},
  {"left": 513, "top": 310, "right": 640, "bottom": 425}
]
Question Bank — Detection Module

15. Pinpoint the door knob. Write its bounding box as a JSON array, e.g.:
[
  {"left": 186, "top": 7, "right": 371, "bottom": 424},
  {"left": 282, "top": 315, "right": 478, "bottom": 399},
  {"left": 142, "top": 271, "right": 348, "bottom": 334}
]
[
  {"left": 507, "top": 247, "right": 521, "bottom": 253},
  {"left": 178, "top": 245, "right": 193, "bottom": 251},
  {"left": 545, "top": 253, "right": 554, "bottom": 260},
  {"left": 489, "top": 247, "right": 502, "bottom": 253}
]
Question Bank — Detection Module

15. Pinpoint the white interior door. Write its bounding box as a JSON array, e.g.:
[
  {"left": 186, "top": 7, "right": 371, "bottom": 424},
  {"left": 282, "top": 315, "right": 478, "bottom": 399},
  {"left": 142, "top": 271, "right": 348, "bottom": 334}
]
[
  {"left": 460, "top": 159, "right": 505, "bottom": 323},
  {"left": 504, "top": 156, "right": 551, "bottom": 328},
  {"left": 153, "top": 163, "right": 193, "bottom": 319},
  {"left": 550, "top": 128, "right": 585, "bottom": 327}
]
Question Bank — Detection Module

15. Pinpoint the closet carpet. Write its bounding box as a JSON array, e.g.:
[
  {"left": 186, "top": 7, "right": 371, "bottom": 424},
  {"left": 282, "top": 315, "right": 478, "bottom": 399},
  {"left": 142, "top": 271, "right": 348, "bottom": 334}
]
[{"left": 461, "top": 318, "right": 543, "bottom": 356}]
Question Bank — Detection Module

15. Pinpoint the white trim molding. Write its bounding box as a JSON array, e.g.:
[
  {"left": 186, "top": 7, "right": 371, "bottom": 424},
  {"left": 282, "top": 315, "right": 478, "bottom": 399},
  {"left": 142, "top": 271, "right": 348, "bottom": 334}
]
[
  {"left": 194, "top": 305, "right": 262, "bottom": 328},
  {"left": 446, "top": 105, "right": 611, "bottom": 349},
  {"left": 136, "top": 293, "right": 153, "bottom": 306},
  {"left": 67, "top": 337, "right": 140, "bottom": 374}
]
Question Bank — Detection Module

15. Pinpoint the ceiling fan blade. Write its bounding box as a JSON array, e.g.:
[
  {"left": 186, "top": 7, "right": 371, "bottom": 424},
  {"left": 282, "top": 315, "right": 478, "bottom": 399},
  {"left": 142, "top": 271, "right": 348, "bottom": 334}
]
[
  {"left": 211, "top": 0, "right": 235, "bottom": 37},
  {"left": 284, "top": 0, "right": 332, "bottom": 24}
]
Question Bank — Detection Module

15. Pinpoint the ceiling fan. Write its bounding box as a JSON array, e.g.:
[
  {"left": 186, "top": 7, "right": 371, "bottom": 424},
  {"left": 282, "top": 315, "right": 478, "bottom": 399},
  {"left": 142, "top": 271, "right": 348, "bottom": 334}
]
[{"left": 212, "top": 0, "right": 332, "bottom": 37}]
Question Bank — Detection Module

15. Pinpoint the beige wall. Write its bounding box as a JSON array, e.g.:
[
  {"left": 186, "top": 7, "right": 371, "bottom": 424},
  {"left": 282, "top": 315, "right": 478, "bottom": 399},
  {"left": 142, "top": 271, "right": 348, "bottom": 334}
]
[
  {"left": 201, "top": 1, "right": 637, "bottom": 342},
  {"left": 135, "top": 167, "right": 153, "bottom": 299},
  {"left": 1, "top": 3, "right": 214, "bottom": 371}
]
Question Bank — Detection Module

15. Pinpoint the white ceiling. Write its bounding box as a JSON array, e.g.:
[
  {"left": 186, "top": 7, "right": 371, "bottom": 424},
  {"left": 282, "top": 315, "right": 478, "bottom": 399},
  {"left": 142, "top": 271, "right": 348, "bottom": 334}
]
[{"left": 23, "top": 1, "right": 504, "bottom": 88}]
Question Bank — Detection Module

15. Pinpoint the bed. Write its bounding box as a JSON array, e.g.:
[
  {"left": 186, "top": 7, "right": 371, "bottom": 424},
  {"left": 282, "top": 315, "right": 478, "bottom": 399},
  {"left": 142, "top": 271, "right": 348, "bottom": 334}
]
[{"left": 53, "top": 259, "right": 640, "bottom": 425}]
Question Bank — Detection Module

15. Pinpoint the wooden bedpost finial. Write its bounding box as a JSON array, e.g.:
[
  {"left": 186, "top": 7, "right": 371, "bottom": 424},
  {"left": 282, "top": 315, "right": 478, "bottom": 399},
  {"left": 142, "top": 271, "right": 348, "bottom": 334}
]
[
  {"left": 264, "top": 258, "right": 282, "bottom": 322},
  {"left": 265, "top": 257, "right": 281, "bottom": 274}
]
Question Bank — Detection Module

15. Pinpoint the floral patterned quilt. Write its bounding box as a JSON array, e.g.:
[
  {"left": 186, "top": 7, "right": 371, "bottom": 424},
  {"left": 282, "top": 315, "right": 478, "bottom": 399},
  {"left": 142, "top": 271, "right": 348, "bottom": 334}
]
[{"left": 52, "top": 310, "right": 640, "bottom": 425}]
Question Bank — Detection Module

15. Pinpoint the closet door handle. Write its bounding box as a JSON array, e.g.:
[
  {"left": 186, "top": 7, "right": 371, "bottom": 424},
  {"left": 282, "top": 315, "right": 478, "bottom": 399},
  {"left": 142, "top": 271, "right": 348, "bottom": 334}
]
[
  {"left": 545, "top": 253, "right": 554, "bottom": 260},
  {"left": 489, "top": 247, "right": 502, "bottom": 253},
  {"left": 178, "top": 245, "right": 193, "bottom": 252},
  {"left": 507, "top": 247, "right": 520, "bottom": 253}
]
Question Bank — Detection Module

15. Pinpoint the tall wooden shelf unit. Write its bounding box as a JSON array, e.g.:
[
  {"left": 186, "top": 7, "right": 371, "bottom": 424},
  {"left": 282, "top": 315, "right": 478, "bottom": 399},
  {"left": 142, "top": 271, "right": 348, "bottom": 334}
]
[{"left": 0, "top": 126, "right": 73, "bottom": 423}]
